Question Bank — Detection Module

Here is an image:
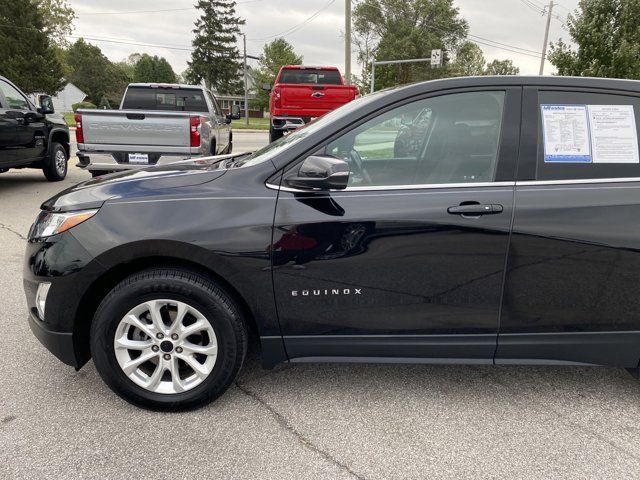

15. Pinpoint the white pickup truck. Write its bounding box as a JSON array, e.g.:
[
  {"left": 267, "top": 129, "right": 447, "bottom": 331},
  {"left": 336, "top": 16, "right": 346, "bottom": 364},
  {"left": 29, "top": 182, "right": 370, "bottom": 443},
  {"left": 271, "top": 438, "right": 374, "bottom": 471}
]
[{"left": 75, "top": 83, "right": 240, "bottom": 176}]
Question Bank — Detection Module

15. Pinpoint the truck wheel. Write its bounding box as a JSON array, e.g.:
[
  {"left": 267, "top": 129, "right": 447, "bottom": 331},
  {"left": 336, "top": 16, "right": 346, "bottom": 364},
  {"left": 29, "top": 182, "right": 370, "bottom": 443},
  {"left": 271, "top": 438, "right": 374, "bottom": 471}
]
[
  {"left": 90, "top": 268, "right": 247, "bottom": 411},
  {"left": 226, "top": 132, "right": 233, "bottom": 154},
  {"left": 269, "top": 126, "right": 284, "bottom": 143},
  {"left": 43, "top": 142, "right": 68, "bottom": 181}
]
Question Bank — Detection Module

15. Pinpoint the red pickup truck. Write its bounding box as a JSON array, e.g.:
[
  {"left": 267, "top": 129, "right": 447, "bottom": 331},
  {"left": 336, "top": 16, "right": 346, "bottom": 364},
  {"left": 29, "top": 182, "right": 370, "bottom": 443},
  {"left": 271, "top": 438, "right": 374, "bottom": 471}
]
[{"left": 267, "top": 65, "right": 359, "bottom": 142}]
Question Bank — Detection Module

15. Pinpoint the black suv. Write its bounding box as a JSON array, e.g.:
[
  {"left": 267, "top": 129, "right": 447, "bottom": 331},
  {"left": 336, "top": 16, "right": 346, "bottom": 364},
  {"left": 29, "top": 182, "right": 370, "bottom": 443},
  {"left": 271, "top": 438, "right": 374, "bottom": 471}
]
[
  {"left": 0, "top": 75, "right": 70, "bottom": 181},
  {"left": 24, "top": 76, "right": 640, "bottom": 410}
]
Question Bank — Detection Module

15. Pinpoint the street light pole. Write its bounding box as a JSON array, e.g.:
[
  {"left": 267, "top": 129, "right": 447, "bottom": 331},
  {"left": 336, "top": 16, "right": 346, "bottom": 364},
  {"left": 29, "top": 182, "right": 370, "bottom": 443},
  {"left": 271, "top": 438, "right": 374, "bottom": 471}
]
[
  {"left": 243, "top": 33, "right": 249, "bottom": 125},
  {"left": 539, "top": 0, "right": 554, "bottom": 75},
  {"left": 345, "top": 0, "right": 351, "bottom": 85}
]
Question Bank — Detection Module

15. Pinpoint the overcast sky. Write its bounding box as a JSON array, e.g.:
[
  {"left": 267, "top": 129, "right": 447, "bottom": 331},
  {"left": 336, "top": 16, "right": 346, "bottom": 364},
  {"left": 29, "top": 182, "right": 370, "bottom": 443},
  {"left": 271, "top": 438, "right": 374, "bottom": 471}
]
[{"left": 67, "top": 0, "right": 580, "bottom": 77}]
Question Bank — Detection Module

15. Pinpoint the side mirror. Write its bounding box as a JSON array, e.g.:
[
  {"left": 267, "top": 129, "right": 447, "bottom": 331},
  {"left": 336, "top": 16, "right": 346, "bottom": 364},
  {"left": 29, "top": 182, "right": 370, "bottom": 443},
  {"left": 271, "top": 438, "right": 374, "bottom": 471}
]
[
  {"left": 37, "top": 95, "right": 54, "bottom": 115},
  {"left": 285, "top": 155, "right": 349, "bottom": 191},
  {"left": 261, "top": 83, "right": 272, "bottom": 92},
  {"left": 226, "top": 104, "right": 241, "bottom": 121}
]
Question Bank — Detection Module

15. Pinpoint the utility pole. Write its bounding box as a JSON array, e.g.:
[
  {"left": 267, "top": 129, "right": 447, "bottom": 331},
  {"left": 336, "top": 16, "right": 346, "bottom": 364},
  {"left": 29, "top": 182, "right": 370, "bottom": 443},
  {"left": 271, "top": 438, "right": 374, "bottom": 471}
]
[
  {"left": 345, "top": 0, "right": 351, "bottom": 85},
  {"left": 539, "top": 0, "right": 554, "bottom": 75},
  {"left": 243, "top": 33, "right": 249, "bottom": 125}
]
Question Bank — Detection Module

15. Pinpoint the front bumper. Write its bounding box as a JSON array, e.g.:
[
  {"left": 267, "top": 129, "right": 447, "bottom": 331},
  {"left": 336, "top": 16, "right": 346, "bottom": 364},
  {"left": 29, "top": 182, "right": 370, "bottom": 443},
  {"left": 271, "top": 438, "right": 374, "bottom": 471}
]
[
  {"left": 24, "top": 231, "right": 106, "bottom": 369},
  {"left": 27, "top": 309, "right": 77, "bottom": 367}
]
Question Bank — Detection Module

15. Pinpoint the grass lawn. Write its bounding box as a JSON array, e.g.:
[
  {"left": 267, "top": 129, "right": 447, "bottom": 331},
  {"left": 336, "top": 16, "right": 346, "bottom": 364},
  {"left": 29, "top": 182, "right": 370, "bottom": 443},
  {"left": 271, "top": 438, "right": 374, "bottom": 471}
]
[
  {"left": 63, "top": 112, "right": 75, "bottom": 127},
  {"left": 232, "top": 117, "right": 270, "bottom": 130}
]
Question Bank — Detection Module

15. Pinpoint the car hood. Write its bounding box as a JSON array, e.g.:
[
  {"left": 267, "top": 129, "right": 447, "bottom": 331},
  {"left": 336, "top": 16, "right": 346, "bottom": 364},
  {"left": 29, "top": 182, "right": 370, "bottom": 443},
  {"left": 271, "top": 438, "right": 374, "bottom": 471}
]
[{"left": 41, "top": 155, "right": 243, "bottom": 212}]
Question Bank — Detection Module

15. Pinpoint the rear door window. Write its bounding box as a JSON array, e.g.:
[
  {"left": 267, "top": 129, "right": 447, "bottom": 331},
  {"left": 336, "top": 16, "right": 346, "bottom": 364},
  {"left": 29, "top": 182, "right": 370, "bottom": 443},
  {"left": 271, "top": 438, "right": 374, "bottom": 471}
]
[
  {"left": 279, "top": 69, "right": 342, "bottom": 85},
  {"left": 122, "top": 87, "right": 209, "bottom": 113},
  {"left": 535, "top": 90, "right": 640, "bottom": 180}
]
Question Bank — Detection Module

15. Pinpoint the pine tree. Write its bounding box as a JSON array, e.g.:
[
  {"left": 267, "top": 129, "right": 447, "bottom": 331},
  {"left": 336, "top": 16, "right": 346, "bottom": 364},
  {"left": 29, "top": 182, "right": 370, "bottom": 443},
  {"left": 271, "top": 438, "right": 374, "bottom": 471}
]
[{"left": 187, "top": 0, "right": 245, "bottom": 94}]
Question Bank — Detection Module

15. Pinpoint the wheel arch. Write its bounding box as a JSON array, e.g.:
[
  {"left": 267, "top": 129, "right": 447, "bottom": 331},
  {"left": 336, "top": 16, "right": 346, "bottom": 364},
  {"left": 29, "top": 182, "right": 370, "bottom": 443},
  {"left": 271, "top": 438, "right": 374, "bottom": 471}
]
[
  {"left": 49, "top": 129, "right": 70, "bottom": 158},
  {"left": 73, "top": 254, "right": 272, "bottom": 369}
]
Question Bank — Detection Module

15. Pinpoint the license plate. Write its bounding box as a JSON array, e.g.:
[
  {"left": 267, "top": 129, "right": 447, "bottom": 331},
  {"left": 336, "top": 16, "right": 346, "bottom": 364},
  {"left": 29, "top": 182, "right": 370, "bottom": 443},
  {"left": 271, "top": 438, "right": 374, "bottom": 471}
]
[{"left": 128, "top": 153, "right": 149, "bottom": 164}]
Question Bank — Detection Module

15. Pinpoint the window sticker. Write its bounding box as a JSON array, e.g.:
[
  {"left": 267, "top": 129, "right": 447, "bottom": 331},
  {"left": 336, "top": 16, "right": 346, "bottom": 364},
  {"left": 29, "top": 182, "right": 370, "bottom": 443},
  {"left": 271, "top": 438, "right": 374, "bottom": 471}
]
[
  {"left": 541, "top": 105, "right": 592, "bottom": 163},
  {"left": 587, "top": 105, "right": 639, "bottom": 164}
]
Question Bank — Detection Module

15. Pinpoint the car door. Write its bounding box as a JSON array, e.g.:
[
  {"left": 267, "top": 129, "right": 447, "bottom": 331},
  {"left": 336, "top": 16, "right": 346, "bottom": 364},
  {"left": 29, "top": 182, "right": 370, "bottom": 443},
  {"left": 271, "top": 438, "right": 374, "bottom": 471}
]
[
  {"left": 497, "top": 86, "right": 640, "bottom": 367},
  {"left": 272, "top": 87, "right": 521, "bottom": 362},
  {"left": 0, "top": 79, "right": 44, "bottom": 165}
]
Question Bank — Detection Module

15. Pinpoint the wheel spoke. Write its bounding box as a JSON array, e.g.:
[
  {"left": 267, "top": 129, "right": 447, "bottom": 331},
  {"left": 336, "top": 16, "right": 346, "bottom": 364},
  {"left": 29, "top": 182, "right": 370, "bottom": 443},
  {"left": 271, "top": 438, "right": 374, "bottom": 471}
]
[
  {"left": 115, "top": 336, "right": 153, "bottom": 351},
  {"left": 182, "top": 342, "right": 217, "bottom": 356},
  {"left": 168, "top": 302, "right": 189, "bottom": 335},
  {"left": 146, "top": 361, "right": 165, "bottom": 391},
  {"left": 122, "top": 314, "right": 154, "bottom": 339},
  {"left": 178, "top": 353, "right": 210, "bottom": 379},
  {"left": 169, "top": 357, "right": 185, "bottom": 393},
  {"left": 122, "top": 350, "right": 158, "bottom": 375},
  {"left": 146, "top": 300, "right": 166, "bottom": 334},
  {"left": 180, "top": 319, "right": 206, "bottom": 338}
]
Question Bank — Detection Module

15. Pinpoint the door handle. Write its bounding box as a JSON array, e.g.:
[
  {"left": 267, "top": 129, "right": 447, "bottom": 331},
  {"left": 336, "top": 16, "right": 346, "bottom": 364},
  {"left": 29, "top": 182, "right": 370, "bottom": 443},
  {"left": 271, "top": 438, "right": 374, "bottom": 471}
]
[{"left": 447, "top": 204, "right": 503, "bottom": 216}]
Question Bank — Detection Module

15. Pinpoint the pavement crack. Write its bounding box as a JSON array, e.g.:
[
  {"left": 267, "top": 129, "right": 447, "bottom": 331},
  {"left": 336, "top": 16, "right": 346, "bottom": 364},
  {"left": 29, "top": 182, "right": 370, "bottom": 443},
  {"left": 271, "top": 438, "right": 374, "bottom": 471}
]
[
  {"left": 235, "top": 381, "right": 367, "bottom": 480},
  {"left": 0, "top": 223, "right": 27, "bottom": 241}
]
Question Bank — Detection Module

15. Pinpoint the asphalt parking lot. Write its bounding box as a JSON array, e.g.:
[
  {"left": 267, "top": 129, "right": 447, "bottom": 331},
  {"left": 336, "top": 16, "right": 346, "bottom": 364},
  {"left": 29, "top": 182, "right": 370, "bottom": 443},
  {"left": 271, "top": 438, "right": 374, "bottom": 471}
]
[{"left": 2, "top": 130, "right": 640, "bottom": 479}]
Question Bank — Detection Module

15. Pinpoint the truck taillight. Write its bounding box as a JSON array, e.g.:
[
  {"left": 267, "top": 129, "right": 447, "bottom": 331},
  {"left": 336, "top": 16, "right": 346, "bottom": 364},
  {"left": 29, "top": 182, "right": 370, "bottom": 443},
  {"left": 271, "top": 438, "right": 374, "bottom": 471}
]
[
  {"left": 273, "top": 87, "right": 282, "bottom": 109},
  {"left": 190, "top": 116, "right": 202, "bottom": 147},
  {"left": 74, "top": 113, "right": 84, "bottom": 143}
]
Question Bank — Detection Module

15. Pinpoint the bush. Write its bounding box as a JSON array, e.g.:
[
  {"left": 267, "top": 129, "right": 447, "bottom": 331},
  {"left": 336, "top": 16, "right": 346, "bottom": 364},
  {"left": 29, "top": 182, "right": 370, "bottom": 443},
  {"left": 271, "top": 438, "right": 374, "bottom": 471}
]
[
  {"left": 72, "top": 101, "right": 97, "bottom": 112},
  {"left": 98, "top": 97, "right": 111, "bottom": 109}
]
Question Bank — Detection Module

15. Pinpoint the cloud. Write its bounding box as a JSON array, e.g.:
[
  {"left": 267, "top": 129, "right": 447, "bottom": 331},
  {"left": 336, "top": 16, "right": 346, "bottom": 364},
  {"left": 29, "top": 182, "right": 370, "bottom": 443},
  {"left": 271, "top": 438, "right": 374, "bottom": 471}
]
[{"left": 69, "top": 0, "right": 579, "bottom": 78}]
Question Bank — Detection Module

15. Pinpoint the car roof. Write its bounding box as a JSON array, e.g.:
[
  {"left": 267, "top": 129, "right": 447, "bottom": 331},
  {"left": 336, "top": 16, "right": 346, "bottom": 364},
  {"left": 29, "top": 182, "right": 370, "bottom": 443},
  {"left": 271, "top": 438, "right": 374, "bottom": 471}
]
[
  {"left": 389, "top": 75, "right": 640, "bottom": 95},
  {"left": 127, "top": 83, "right": 204, "bottom": 90}
]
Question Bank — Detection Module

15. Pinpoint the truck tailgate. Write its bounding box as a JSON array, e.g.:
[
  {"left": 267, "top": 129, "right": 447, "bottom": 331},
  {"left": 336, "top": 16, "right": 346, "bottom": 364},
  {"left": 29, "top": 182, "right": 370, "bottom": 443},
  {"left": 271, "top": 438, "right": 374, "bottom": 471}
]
[
  {"left": 280, "top": 85, "right": 356, "bottom": 115},
  {"left": 80, "top": 110, "right": 191, "bottom": 147}
]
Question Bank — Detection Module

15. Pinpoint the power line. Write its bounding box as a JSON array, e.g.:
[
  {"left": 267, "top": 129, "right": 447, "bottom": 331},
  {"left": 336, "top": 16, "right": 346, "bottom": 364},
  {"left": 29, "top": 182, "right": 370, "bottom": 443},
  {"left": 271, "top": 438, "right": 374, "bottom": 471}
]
[
  {"left": 76, "top": 0, "right": 265, "bottom": 16},
  {"left": 247, "top": 0, "right": 336, "bottom": 41}
]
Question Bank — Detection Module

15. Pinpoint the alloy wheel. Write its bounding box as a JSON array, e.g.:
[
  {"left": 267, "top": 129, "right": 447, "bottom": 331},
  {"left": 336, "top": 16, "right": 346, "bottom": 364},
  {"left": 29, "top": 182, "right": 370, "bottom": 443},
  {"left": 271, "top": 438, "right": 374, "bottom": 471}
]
[{"left": 113, "top": 299, "right": 218, "bottom": 394}]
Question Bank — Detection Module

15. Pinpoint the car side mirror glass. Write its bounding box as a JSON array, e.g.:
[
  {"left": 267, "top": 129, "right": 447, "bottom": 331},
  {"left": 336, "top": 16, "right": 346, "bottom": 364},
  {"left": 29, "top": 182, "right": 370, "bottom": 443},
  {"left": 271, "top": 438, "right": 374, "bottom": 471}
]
[
  {"left": 285, "top": 155, "right": 349, "bottom": 191},
  {"left": 37, "top": 95, "right": 54, "bottom": 115},
  {"left": 261, "top": 83, "right": 272, "bottom": 92}
]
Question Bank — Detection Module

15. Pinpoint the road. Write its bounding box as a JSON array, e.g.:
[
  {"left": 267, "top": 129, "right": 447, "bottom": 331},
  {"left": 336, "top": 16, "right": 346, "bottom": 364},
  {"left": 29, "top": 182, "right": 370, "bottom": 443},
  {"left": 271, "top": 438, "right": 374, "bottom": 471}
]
[{"left": 2, "top": 130, "right": 640, "bottom": 479}]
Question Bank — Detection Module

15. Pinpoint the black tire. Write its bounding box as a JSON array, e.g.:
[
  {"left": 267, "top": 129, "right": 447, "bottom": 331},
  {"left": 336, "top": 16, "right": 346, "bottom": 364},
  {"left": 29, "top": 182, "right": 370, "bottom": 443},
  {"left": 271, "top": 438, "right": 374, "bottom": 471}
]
[
  {"left": 226, "top": 132, "right": 233, "bottom": 154},
  {"left": 269, "top": 126, "right": 284, "bottom": 143},
  {"left": 90, "top": 268, "right": 247, "bottom": 411},
  {"left": 43, "top": 142, "right": 68, "bottom": 181}
]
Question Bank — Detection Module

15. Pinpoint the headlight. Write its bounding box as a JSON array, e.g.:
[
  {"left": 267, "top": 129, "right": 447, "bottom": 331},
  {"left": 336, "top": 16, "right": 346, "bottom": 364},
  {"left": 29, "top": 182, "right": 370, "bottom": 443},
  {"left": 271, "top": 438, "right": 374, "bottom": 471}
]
[{"left": 29, "top": 209, "right": 98, "bottom": 240}]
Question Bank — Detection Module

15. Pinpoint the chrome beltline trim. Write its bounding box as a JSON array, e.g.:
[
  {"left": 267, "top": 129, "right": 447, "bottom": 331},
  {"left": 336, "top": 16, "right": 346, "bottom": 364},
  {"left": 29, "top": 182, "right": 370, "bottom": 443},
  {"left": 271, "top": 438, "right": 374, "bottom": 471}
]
[
  {"left": 267, "top": 177, "right": 640, "bottom": 193},
  {"left": 267, "top": 181, "right": 515, "bottom": 193},
  {"left": 516, "top": 177, "right": 640, "bottom": 186}
]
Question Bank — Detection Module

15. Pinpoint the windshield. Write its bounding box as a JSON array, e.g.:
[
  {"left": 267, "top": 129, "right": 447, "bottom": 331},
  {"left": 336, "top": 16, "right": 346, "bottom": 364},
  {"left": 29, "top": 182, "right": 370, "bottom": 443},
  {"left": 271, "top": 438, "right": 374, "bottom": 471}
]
[{"left": 235, "top": 90, "right": 390, "bottom": 168}]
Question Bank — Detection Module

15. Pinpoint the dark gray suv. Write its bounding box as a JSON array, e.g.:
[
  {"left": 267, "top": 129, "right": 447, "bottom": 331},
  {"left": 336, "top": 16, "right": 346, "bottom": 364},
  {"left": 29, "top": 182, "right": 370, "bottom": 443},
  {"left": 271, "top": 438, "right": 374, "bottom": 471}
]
[{"left": 0, "top": 75, "right": 70, "bottom": 181}]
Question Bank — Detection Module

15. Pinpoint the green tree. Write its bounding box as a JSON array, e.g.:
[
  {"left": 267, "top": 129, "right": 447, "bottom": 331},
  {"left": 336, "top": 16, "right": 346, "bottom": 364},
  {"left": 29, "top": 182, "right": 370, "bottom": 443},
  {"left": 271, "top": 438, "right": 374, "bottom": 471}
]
[
  {"left": 252, "top": 38, "right": 303, "bottom": 110},
  {"left": 484, "top": 59, "right": 519, "bottom": 76},
  {"left": 133, "top": 54, "right": 177, "bottom": 83},
  {"left": 353, "top": 0, "right": 468, "bottom": 90},
  {"left": 65, "top": 39, "right": 129, "bottom": 105},
  {"left": 549, "top": 0, "right": 640, "bottom": 79},
  {"left": 0, "top": 0, "right": 65, "bottom": 94},
  {"left": 453, "top": 42, "right": 486, "bottom": 76},
  {"left": 36, "top": 0, "right": 75, "bottom": 46},
  {"left": 188, "top": 0, "right": 245, "bottom": 94}
]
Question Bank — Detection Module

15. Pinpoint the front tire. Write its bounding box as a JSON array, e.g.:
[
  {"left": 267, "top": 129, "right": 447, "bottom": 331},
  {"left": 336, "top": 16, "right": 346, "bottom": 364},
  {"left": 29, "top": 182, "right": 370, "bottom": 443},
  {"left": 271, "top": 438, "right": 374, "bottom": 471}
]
[
  {"left": 269, "top": 126, "right": 284, "bottom": 143},
  {"left": 43, "top": 142, "right": 68, "bottom": 181},
  {"left": 90, "top": 268, "right": 247, "bottom": 411}
]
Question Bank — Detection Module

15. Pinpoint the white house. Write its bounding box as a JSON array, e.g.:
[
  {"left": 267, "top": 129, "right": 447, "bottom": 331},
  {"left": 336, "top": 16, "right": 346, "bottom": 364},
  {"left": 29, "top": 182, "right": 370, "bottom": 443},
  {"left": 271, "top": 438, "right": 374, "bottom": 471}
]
[{"left": 51, "top": 83, "right": 87, "bottom": 112}]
